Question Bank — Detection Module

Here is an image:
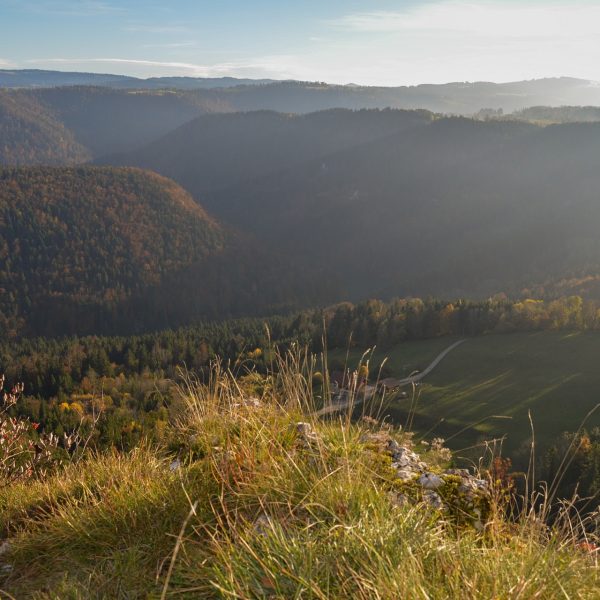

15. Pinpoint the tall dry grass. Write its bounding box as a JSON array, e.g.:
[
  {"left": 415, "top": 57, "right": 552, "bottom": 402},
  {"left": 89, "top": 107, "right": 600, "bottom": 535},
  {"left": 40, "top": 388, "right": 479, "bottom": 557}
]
[{"left": 0, "top": 348, "right": 597, "bottom": 598}]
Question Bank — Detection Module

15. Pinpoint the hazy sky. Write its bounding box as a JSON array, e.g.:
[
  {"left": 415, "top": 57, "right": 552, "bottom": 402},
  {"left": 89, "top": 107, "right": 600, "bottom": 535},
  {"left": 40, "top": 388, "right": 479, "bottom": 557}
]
[{"left": 1, "top": 0, "right": 600, "bottom": 85}]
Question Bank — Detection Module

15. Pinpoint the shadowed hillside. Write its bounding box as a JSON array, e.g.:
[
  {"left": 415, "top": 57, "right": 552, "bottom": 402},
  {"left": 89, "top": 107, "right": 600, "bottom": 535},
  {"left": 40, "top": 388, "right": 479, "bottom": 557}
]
[
  {"left": 29, "top": 87, "right": 230, "bottom": 157},
  {"left": 103, "top": 108, "right": 434, "bottom": 194},
  {"left": 194, "top": 117, "right": 600, "bottom": 301},
  {"left": 0, "top": 90, "right": 89, "bottom": 165},
  {"left": 0, "top": 87, "right": 230, "bottom": 163}
]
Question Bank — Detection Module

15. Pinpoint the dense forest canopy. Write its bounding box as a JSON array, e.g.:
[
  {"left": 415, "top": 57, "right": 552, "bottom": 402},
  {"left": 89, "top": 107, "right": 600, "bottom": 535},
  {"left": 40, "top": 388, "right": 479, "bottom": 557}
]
[{"left": 0, "top": 167, "right": 225, "bottom": 336}]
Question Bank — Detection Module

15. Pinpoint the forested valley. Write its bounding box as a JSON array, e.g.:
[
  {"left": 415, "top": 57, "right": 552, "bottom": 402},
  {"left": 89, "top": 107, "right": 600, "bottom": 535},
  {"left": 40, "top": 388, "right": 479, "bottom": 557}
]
[{"left": 2, "top": 72, "right": 600, "bottom": 577}]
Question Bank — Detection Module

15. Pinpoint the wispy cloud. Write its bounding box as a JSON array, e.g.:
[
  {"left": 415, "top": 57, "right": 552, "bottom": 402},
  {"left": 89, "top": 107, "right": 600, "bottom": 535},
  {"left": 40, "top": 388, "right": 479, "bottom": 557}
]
[
  {"left": 0, "top": 58, "right": 15, "bottom": 68},
  {"left": 337, "top": 2, "right": 600, "bottom": 37},
  {"left": 25, "top": 56, "right": 297, "bottom": 79},
  {"left": 316, "top": 0, "right": 600, "bottom": 84},
  {"left": 29, "top": 57, "right": 203, "bottom": 70}
]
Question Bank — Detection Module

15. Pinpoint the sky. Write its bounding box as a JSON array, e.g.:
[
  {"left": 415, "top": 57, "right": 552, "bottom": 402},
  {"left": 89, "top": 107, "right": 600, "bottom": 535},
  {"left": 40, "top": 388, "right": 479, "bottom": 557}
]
[{"left": 1, "top": 0, "right": 600, "bottom": 85}]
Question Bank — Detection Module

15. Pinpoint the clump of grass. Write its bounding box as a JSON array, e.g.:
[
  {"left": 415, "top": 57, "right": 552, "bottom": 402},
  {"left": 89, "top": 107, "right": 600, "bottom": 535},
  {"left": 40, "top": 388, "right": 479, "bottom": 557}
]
[{"left": 0, "top": 350, "right": 598, "bottom": 598}]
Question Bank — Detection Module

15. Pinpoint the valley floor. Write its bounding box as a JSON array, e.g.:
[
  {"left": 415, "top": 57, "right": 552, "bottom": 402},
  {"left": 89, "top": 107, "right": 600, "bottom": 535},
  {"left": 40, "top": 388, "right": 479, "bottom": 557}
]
[{"left": 332, "top": 331, "right": 600, "bottom": 455}]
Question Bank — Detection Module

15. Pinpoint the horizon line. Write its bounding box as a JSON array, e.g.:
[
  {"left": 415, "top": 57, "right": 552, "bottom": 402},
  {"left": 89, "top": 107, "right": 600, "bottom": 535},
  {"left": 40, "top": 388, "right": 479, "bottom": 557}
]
[{"left": 0, "top": 67, "right": 596, "bottom": 89}]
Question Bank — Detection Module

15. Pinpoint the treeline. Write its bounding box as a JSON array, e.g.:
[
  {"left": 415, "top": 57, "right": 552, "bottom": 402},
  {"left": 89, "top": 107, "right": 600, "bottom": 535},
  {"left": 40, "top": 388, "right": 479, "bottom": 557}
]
[
  {"left": 323, "top": 295, "right": 593, "bottom": 349},
  {"left": 3, "top": 294, "right": 598, "bottom": 433}
]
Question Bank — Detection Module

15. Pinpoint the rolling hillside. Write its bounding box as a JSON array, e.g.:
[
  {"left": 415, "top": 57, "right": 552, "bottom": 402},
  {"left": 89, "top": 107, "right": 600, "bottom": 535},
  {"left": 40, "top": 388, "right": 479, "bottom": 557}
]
[{"left": 0, "top": 167, "right": 336, "bottom": 337}]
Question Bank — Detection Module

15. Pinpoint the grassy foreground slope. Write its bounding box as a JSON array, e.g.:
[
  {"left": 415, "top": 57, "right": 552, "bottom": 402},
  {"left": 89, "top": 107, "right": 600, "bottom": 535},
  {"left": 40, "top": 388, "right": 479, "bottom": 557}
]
[
  {"left": 338, "top": 332, "right": 600, "bottom": 454},
  {"left": 1, "top": 359, "right": 598, "bottom": 598}
]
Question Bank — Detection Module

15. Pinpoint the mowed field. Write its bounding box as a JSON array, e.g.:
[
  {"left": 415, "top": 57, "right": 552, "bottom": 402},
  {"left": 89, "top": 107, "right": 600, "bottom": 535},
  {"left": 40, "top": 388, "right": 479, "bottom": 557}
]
[{"left": 330, "top": 332, "right": 600, "bottom": 457}]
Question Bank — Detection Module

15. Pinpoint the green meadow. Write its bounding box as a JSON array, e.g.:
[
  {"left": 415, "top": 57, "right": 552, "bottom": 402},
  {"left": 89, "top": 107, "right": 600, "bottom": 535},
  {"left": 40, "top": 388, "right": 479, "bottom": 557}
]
[{"left": 333, "top": 331, "right": 600, "bottom": 456}]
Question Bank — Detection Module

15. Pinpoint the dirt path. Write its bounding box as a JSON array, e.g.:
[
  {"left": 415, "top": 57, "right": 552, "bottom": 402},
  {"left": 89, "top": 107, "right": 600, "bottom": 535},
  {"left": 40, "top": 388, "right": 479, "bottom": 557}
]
[{"left": 317, "top": 339, "right": 466, "bottom": 416}]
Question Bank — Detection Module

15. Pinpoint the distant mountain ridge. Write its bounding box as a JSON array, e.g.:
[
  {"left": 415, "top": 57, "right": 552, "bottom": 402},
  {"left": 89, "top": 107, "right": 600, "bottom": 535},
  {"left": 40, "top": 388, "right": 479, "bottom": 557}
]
[
  {"left": 0, "top": 69, "right": 276, "bottom": 89},
  {"left": 3, "top": 75, "right": 600, "bottom": 167},
  {"left": 2, "top": 70, "right": 600, "bottom": 114}
]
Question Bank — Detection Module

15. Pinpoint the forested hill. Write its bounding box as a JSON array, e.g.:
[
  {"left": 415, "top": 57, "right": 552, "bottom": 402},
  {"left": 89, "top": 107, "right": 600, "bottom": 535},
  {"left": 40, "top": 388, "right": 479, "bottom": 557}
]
[
  {"left": 0, "top": 167, "right": 228, "bottom": 333},
  {"left": 0, "top": 167, "right": 227, "bottom": 336},
  {"left": 0, "top": 167, "right": 336, "bottom": 338},
  {"left": 102, "top": 108, "right": 434, "bottom": 194},
  {"left": 0, "top": 90, "right": 89, "bottom": 165}
]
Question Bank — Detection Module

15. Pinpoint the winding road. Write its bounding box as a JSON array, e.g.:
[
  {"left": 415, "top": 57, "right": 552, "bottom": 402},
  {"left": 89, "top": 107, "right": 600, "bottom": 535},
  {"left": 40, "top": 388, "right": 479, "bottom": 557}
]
[
  {"left": 317, "top": 339, "right": 466, "bottom": 416},
  {"left": 379, "top": 339, "right": 466, "bottom": 388}
]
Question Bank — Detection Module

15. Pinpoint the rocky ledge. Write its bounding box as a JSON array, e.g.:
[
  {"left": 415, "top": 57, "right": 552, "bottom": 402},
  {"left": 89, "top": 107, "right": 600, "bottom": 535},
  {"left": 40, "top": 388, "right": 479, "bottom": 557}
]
[
  {"left": 385, "top": 438, "right": 490, "bottom": 530},
  {"left": 296, "top": 421, "right": 491, "bottom": 531}
]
